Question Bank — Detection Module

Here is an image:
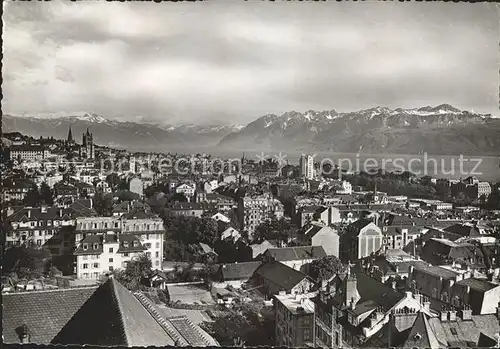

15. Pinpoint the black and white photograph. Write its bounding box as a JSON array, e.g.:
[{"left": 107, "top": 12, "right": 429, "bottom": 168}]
[{"left": 2, "top": 1, "right": 500, "bottom": 348}]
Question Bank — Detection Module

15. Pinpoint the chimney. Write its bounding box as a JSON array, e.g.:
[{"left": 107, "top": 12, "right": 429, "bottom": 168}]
[
  {"left": 423, "top": 300, "right": 431, "bottom": 311},
  {"left": 440, "top": 307, "right": 448, "bottom": 321},
  {"left": 496, "top": 302, "right": 500, "bottom": 319},
  {"left": 414, "top": 292, "right": 422, "bottom": 305},
  {"left": 59, "top": 209, "right": 63, "bottom": 217},
  {"left": 27, "top": 210, "right": 31, "bottom": 219},
  {"left": 392, "top": 281, "right": 397, "bottom": 289},
  {"left": 460, "top": 305, "right": 472, "bottom": 321},
  {"left": 449, "top": 309, "right": 457, "bottom": 321},
  {"left": 19, "top": 324, "right": 30, "bottom": 344}
]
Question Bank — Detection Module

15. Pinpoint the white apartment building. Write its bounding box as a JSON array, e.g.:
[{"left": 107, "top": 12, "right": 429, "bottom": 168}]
[
  {"left": 175, "top": 183, "right": 196, "bottom": 199},
  {"left": 10, "top": 145, "right": 50, "bottom": 161},
  {"left": 242, "top": 195, "right": 285, "bottom": 237},
  {"left": 74, "top": 233, "right": 153, "bottom": 279},
  {"left": 336, "top": 180, "right": 353, "bottom": 194},
  {"left": 4, "top": 206, "right": 84, "bottom": 255},
  {"left": 74, "top": 215, "right": 164, "bottom": 279},
  {"left": 300, "top": 155, "right": 315, "bottom": 180}
]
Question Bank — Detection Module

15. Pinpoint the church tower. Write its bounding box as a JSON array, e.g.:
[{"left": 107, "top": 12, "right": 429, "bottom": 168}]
[
  {"left": 67, "top": 126, "right": 74, "bottom": 144},
  {"left": 82, "top": 128, "right": 95, "bottom": 159}
]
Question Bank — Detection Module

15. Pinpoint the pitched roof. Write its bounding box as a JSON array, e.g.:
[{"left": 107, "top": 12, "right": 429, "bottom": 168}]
[
  {"left": 219, "top": 261, "right": 262, "bottom": 280},
  {"left": 264, "top": 246, "right": 327, "bottom": 261},
  {"left": 429, "top": 314, "right": 500, "bottom": 347},
  {"left": 253, "top": 261, "right": 310, "bottom": 291},
  {"left": 3, "top": 286, "right": 98, "bottom": 344},
  {"left": 402, "top": 311, "right": 443, "bottom": 348},
  {"left": 348, "top": 218, "right": 375, "bottom": 231},
  {"left": 52, "top": 278, "right": 176, "bottom": 346},
  {"left": 412, "top": 263, "right": 460, "bottom": 279},
  {"left": 455, "top": 278, "right": 498, "bottom": 292},
  {"left": 444, "top": 223, "right": 482, "bottom": 238}
]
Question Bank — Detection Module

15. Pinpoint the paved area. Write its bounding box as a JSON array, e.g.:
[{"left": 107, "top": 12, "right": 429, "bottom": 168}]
[
  {"left": 167, "top": 284, "right": 215, "bottom": 305},
  {"left": 156, "top": 305, "right": 214, "bottom": 324}
]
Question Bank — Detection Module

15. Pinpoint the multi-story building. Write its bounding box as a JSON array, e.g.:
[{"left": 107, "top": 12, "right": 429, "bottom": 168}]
[
  {"left": 175, "top": 183, "right": 196, "bottom": 200},
  {"left": 313, "top": 269, "right": 436, "bottom": 348},
  {"left": 300, "top": 154, "right": 315, "bottom": 180},
  {"left": 3, "top": 203, "right": 96, "bottom": 259},
  {"left": 2, "top": 179, "right": 34, "bottom": 202},
  {"left": 301, "top": 222, "right": 340, "bottom": 257},
  {"left": 275, "top": 292, "right": 316, "bottom": 347},
  {"left": 74, "top": 233, "right": 149, "bottom": 279},
  {"left": 242, "top": 194, "right": 285, "bottom": 237},
  {"left": 341, "top": 219, "right": 384, "bottom": 263},
  {"left": 9, "top": 145, "right": 50, "bottom": 162},
  {"left": 74, "top": 212, "right": 164, "bottom": 278}
]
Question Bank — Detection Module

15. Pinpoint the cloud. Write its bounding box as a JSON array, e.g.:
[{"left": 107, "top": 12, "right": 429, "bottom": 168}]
[{"left": 2, "top": 1, "right": 498, "bottom": 124}]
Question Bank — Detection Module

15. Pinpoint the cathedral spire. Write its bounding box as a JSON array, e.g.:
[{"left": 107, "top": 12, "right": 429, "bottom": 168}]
[{"left": 67, "top": 126, "right": 73, "bottom": 144}]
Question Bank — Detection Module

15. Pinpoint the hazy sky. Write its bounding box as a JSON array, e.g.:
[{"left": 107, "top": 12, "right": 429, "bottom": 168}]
[{"left": 3, "top": 1, "right": 498, "bottom": 125}]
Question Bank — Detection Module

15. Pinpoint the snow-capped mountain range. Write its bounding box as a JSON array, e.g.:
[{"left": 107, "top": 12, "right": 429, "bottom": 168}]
[
  {"left": 217, "top": 104, "right": 500, "bottom": 155},
  {"left": 3, "top": 104, "right": 499, "bottom": 155}
]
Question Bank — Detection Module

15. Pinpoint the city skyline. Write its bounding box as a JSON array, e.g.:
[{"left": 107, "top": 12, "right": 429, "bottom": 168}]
[{"left": 3, "top": 1, "right": 498, "bottom": 124}]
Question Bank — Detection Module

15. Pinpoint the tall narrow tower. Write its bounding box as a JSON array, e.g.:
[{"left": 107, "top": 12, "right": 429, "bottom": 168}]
[{"left": 67, "top": 126, "right": 73, "bottom": 144}]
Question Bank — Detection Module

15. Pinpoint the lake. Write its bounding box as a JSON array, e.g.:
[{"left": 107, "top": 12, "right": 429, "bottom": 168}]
[{"left": 195, "top": 148, "right": 500, "bottom": 182}]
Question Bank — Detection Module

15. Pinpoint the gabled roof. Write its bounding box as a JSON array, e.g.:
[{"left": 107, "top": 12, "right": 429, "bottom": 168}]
[
  {"left": 253, "top": 261, "right": 310, "bottom": 291},
  {"left": 429, "top": 314, "right": 500, "bottom": 347},
  {"left": 3, "top": 286, "right": 98, "bottom": 344},
  {"left": 444, "top": 223, "right": 482, "bottom": 238},
  {"left": 402, "top": 311, "right": 443, "bottom": 348},
  {"left": 264, "top": 246, "right": 326, "bottom": 261},
  {"left": 455, "top": 278, "right": 498, "bottom": 292},
  {"left": 52, "top": 278, "right": 176, "bottom": 346},
  {"left": 219, "top": 261, "right": 262, "bottom": 280},
  {"left": 117, "top": 234, "right": 147, "bottom": 253},
  {"left": 348, "top": 218, "right": 375, "bottom": 231}
]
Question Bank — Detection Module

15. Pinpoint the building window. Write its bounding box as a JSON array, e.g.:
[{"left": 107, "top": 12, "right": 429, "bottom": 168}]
[
  {"left": 124, "top": 252, "right": 129, "bottom": 257},
  {"left": 146, "top": 252, "right": 151, "bottom": 258},
  {"left": 93, "top": 263, "right": 99, "bottom": 268},
  {"left": 83, "top": 263, "right": 88, "bottom": 269},
  {"left": 109, "top": 258, "right": 113, "bottom": 263},
  {"left": 109, "top": 247, "right": 113, "bottom": 253},
  {"left": 155, "top": 242, "right": 160, "bottom": 248},
  {"left": 155, "top": 251, "right": 159, "bottom": 258},
  {"left": 109, "top": 266, "right": 114, "bottom": 272},
  {"left": 304, "top": 329, "right": 311, "bottom": 341}
]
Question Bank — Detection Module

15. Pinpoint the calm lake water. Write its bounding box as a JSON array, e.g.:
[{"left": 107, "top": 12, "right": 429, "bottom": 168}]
[{"left": 196, "top": 148, "right": 500, "bottom": 182}]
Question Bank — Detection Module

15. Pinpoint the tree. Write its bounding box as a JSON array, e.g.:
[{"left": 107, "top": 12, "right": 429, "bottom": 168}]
[
  {"left": 23, "top": 183, "right": 42, "bottom": 207},
  {"left": 253, "top": 216, "right": 298, "bottom": 245},
  {"left": 2, "top": 246, "right": 52, "bottom": 279},
  {"left": 116, "top": 253, "right": 153, "bottom": 291},
  {"left": 114, "top": 190, "right": 140, "bottom": 203},
  {"left": 94, "top": 193, "right": 114, "bottom": 216},
  {"left": 40, "top": 182, "right": 54, "bottom": 205},
  {"left": 309, "top": 255, "right": 346, "bottom": 281},
  {"left": 170, "top": 192, "right": 188, "bottom": 203}
]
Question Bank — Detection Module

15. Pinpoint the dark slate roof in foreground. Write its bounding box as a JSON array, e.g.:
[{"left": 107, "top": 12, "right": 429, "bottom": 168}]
[
  {"left": 51, "top": 278, "right": 176, "bottom": 346},
  {"left": 3, "top": 286, "right": 98, "bottom": 344}
]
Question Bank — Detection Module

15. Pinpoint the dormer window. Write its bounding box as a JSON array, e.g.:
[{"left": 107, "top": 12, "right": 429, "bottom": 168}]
[
  {"left": 93, "top": 243, "right": 98, "bottom": 250},
  {"left": 123, "top": 241, "right": 129, "bottom": 248},
  {"left": 133, "top": 241, "right": 138, "bottom": 247},
  {"left": 83, "top": 243, "right": 88, "bottom": 250}
]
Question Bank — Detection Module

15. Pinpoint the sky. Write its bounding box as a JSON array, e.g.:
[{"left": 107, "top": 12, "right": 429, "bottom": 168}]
[{"left": 2, "top": 1, "right": 499, "bottom": 125}]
